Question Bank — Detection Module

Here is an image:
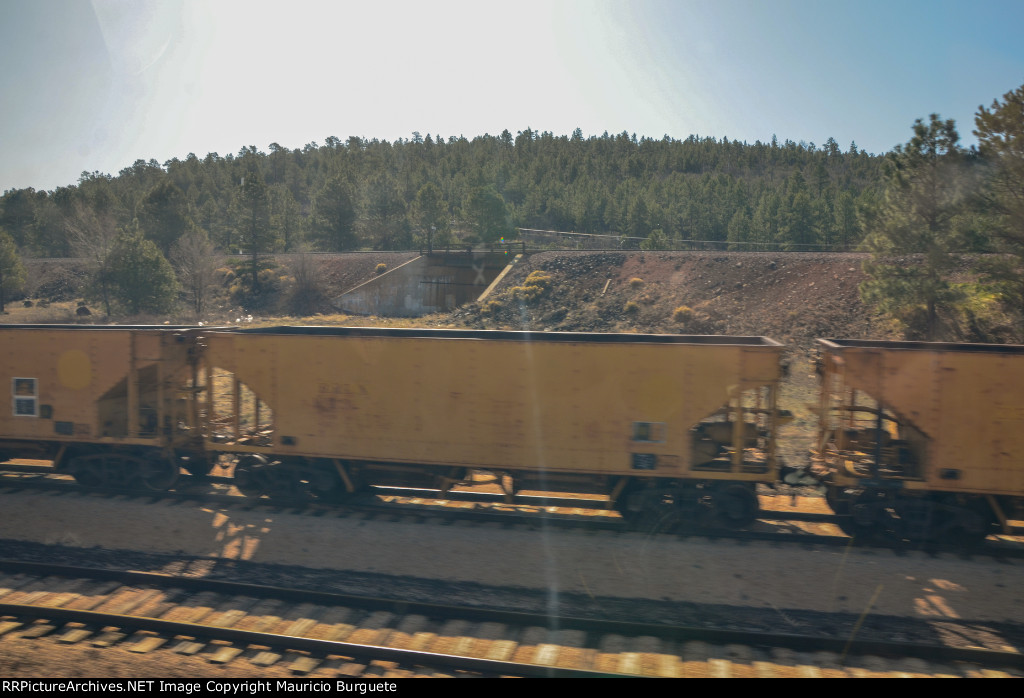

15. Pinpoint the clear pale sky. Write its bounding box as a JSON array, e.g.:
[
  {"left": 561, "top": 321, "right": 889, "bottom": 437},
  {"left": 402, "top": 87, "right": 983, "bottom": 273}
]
[{"left": 2, "top": 0, "right": 1023, "bottom": 194}]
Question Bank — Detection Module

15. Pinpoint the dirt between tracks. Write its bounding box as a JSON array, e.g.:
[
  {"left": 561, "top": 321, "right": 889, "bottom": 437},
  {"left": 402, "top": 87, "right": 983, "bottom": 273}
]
[{"left": 0, "top": 496, "right": 1022, "bottom": 678}]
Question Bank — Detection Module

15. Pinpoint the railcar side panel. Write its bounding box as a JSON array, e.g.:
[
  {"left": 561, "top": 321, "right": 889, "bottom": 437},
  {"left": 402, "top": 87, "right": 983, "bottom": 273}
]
[
  {"left": 0, "top": 326, "right": 198, "bottom": 450},
  {"left": 817, "top": 339, "right": 1024, "bottom": 496},
  {"left": 203, "top": 328, "right": 785, "bottom": 481}
]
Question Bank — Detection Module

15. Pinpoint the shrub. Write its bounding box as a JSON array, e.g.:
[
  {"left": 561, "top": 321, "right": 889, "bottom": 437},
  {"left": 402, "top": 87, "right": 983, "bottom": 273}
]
[
  {"left": 624, "top": 300, "right": 639, "bottom": 314},
  {"left": 229, "top": 263, "right": 283, "bottom": 312},
  {"left": 510, "top": 285, "right": 543, "bottom": 303},
  {"left": 506, "top": 271, "right": 554, "bottom": 306},
  {"left": 215, "top": 267, "right": 236, "bottom": 286},
  {"left": 673, "top": 305, "right": 694, "bottom": 323},
  {"left": 102, "top": 228, "right": 179, "bottom": 314},
  {"left": 375, "top": 263, "right": 387, "bottom": 275},
  {"left": 481, "top": 299, "right": 503, "bottom": 316},
  {"left": 640, "top": 229, "right": 670, "bottom": 251},
  {"left": 629, "top": 277, "right": 644, "bottom": 289},
  {"left": 286, "top": 251, "right": 328, "bottom": 316},
  {"left": 524, "top": 270, "right": 553, "bottom": 289}
]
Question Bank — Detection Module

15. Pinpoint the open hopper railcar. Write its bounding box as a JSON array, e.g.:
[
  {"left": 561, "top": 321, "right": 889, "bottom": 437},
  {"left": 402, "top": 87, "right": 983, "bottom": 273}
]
[
  {"left": 0, "top": 325, "right": 204, "bottom": 490},
  {"left": 201, "top": 326, "right": 789, "bottom": 525},
  {"left": 816, "top": 338, "right": 1024, "bottom": 541}
]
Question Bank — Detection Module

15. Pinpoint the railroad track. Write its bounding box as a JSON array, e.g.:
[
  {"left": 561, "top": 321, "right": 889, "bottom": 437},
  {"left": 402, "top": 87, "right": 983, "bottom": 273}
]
[
  {"left": 0, "top": 561, "right": 1020, "bottom": 678},
  {"left": 2, "top": 467, "right": 1022, "bottom": 557}
]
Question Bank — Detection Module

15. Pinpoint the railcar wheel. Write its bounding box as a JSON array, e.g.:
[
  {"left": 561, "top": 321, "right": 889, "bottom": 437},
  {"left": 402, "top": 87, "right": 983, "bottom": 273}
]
[
  {"left": 946, "top": 511, "right": 995, "bottom": 546},
  {"left": 896, "top": 496, "right": 996, "bottom": 546},
  {"left": 825, "top": 486, "right": 855, "bottom": 517},
  {"left": 68, "top": 454, "right": 129, "bottom": 489},
  {"left": 139, "top": 456, "right": 180, "bottom": 491},
  {"left": 182, "top": 457, "right": 213, "bottom": 478},
  {"left": 620, "top": 483, "right": 684, "bottom": 533},
  {"left": 70, "top": 460, "right": 103, "bottom": 488},
  {"left": 837, "top": 491, "right": 884, "bottom": 541},
  {"left": 310, "top": 469, "right": 347, "bottom": 501},
  {"left": 716, "top": 484, "right": 759, "bottom": 528},
  {"left": 262, "top": 467, "right": 303, "bottom": 501},
  {"left": 100, "top": 455, "right": 136, "bottom": 488},
  {"left": 232, "top": 457, "right": 266, "bottom": 498},
  {"left": 892, "top": 499, "right": 940, "bottom": 542}
]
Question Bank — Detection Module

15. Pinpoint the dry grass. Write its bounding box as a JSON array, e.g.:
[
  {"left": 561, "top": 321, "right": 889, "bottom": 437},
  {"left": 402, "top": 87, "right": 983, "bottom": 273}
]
[
  {"left": 246, "top": 312, "right": 458, "bottom": 329},
  {"left": 1, "top": 299, "right": 461, "bottom": 332},
  {"left": 1, "top": 301, "right": 84, "bottom": 324}
]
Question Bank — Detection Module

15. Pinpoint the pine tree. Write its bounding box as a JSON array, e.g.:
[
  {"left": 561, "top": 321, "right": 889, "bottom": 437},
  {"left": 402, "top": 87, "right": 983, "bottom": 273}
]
[
  {"left": 726, "top": 210, "right": 753, "bottom": 250},
  {"left": 312, "top": 177, "right": 357, "bottom": 251},
  {"left": 860, "top": 115, "right": 967, "bottom": 339},
  {"left": 465, "top": 186, "right": 510, "bottom": 243},
  {"left": 640, "top": 228, "right": 669, "bottom": 250},
  {"left": 976, "top": 82, "right": 1024, "bottom": 237},
  {"left": 234, "top": 167, "right": 276, "bottom": 294},
  {"left": 0, "top": 189, "right": 37, "bottom": 249},
  {"left": 834, "top": 191, "right": 859, "bottom": 250},
  {"left": 137, "top": 180, "right": 189, "bottom": 253},
  {"left": 974, "top": 82, "right": 1024, "bottom": 315},
  {"left": 412, "top": 183, "right": 451, "bottom": 249},
  {"left": 365, "top": 174, "right": 409, "bottom": 250},
  {"left": 104, "top": 226, "right": 179, "bottom": 315},
  {"left": 270, "top": 184, "right": 303, "bottom": 252},
  {"left": 0, "top": 229, "right": 26, "bottom": 312}
]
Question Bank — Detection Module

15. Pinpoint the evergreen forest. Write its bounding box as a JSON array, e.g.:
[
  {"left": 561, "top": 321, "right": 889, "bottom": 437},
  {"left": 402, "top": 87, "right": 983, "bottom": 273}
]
[
  {"left": 0, "top": 130, "right": 886, "bottom": 259},
  {"left": 0, "top": 80, "right": 1022, "bottom": 337}
]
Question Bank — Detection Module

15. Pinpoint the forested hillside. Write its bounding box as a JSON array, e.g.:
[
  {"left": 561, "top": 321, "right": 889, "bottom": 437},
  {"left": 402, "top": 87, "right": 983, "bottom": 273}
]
[
  {"left": 0, "top": 130, "right": 884, "bottom": 259},
  {"left": 0, "top": 80, "right": 1021, "bottom": 339}
]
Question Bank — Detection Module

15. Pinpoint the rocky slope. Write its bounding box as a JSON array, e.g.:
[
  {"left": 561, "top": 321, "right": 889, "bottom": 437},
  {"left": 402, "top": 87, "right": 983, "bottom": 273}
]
[{"left": 454, "top": 251, "right": 900, "bottom": 356}]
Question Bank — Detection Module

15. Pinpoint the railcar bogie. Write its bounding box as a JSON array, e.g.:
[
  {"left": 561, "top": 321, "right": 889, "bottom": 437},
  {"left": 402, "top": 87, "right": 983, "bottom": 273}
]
[
  {"left": 826, "top": 487, "right": 999, "bottom": 544},
  {"left": 620, "top": 479, "right": 759, "bottom": 531},
  {"left": 61, "top": 445, "right": 181, "bottom": 491},
  {"left": 229, "top": 454, "right": 351, "bottom": 500}
]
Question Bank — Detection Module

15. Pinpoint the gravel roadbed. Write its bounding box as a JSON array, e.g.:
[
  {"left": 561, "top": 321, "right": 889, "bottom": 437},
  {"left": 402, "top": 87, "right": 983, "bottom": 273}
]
[{"left": 0, "top": 491, "right": 1020, "bottom": 625}]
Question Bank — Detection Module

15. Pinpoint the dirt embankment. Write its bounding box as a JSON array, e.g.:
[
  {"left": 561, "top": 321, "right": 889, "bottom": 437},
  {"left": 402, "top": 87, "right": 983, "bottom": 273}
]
[
  {"left": 313, "top": 252, "right": 419, "bottom": 296},
  {"left": 12, "top": 251, "right": 907, "bottom": 352},
  {"left": 455, "top": 251, "right": 899, "bottom": 355}
]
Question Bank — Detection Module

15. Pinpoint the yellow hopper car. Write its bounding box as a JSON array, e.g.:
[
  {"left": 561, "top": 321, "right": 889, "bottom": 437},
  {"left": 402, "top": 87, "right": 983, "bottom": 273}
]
[
  {"left": 0, "top": 324, "right": 789, "bottom": 527},
  {"left": 0, "top": 325, "right": 204, "bottom": 489},
  {"left": 816, "top": 338, "right": 1024, "bottom": 541},
  {"left": 200, "top": 327, "right": 788, "bottom": 525}
]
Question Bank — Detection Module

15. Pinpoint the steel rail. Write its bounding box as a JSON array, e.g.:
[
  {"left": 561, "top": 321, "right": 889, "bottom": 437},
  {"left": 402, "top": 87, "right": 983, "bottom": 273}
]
[
  {"left": 1, "top": 560, "right": 1022, "bottom": 670},
  {"left": 0, "top": 602, "right": 631, "bottom": 678}
]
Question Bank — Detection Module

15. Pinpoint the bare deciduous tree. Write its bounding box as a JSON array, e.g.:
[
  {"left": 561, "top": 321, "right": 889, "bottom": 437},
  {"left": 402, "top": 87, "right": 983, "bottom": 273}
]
[
  {"left": 171, "top": 227, "right": 221, "bottom": 320},
  {"left": 66, "top": 202, "right": 119, "bottom": 316},
  {"left": 286, "top": 246, "right": 327, "bottom": 316}
]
